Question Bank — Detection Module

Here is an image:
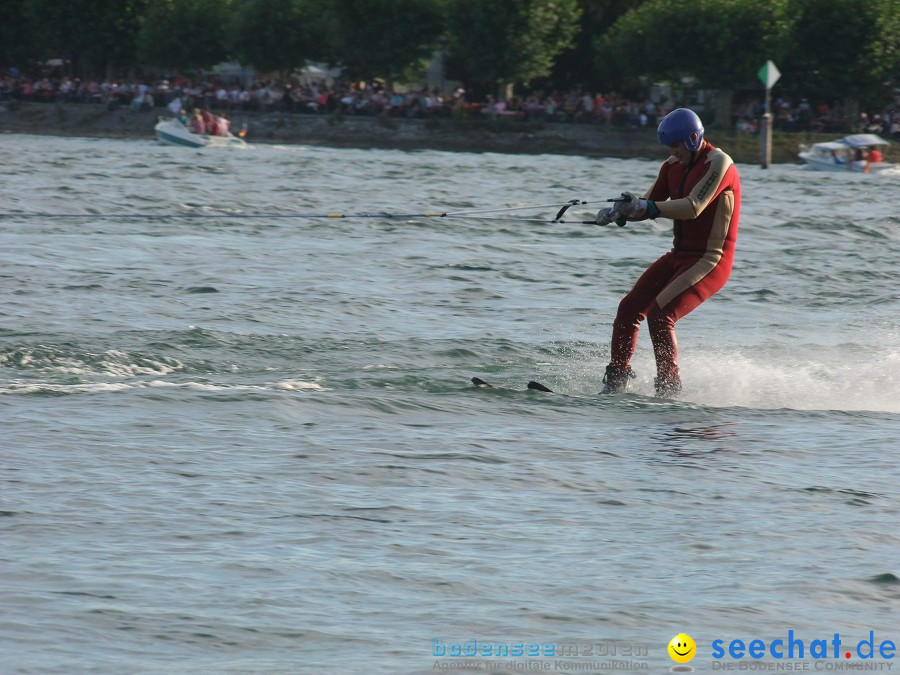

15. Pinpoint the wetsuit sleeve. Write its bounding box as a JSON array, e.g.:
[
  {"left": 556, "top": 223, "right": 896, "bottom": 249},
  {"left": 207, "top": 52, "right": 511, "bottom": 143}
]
[{"left": 655, "top": 150, "right": 734, "bottom": 220}]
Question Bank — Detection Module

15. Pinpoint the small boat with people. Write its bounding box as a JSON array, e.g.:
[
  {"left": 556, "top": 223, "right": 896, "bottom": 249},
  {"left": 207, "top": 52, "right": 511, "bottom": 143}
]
[
  {"left": 154, "top": 115, "right": 248, "bottom": 149},
  {"left": 798, "top": 133, "right": 891, "bottom": 173}
]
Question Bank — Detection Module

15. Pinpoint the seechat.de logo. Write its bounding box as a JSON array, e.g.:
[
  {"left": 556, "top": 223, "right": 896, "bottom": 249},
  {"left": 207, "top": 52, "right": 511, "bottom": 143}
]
[{"left": 711, "top": 631, "right": 897, "bottom": 661}]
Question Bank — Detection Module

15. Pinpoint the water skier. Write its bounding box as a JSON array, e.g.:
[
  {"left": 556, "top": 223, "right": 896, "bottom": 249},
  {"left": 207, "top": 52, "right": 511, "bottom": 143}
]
[{"left": 596, "top": 108, "right": 741, "bottom": 397}]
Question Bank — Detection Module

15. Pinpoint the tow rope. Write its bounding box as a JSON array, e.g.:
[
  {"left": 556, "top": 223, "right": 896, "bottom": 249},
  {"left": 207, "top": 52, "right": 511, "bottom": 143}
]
[{"left": 0, "top": 197, "right": 617, "bottom": 224}]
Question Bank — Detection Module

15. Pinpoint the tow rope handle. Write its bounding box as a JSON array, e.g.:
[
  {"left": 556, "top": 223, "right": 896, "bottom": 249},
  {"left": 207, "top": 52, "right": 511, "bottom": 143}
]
[{"left": 553, "top": 199, "right": 586, "bottom": 223}]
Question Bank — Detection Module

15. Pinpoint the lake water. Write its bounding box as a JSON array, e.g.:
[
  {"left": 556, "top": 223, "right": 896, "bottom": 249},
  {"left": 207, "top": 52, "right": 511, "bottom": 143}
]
[{"left": 1, "top": 133, "right": 899, "bottom": 675}]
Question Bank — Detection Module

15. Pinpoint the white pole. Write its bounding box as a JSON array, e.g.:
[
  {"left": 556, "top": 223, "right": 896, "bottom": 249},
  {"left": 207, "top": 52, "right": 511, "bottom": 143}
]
[{"left": 760, "top": 86, "right": 773, "bottom": 169}]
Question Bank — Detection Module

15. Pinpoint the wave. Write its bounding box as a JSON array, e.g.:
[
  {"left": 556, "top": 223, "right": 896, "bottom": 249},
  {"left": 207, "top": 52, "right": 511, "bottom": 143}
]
[
  {"left": 2, "top": 331, "right": 898, "bottom": 414},
  {"left": 0, "top": 344, "right": 184, "bottom": 377},
  {"left": 1, "top": 377, "right": 325, "bottom": 397}
]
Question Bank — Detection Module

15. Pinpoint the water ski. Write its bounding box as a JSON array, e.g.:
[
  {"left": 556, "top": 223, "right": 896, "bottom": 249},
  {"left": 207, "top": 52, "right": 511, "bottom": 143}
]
[
  {"left": 527, "top": 380, "right": 553, "bottom": 392},
  {"left": 471, "top": 377, "right": 553, "bottom": 393}
]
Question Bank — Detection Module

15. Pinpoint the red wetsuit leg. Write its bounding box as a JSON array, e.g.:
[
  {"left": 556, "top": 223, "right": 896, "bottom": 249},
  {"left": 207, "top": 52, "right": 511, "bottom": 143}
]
[
  {"left": 647, "top": 309, "right": 679, "bottom": 381},
  {"left": 609, "top": 253, "right": 676, "bottom": 369},
  {"left": 646, "top": 253, "right": 733, "bottom": 380}
]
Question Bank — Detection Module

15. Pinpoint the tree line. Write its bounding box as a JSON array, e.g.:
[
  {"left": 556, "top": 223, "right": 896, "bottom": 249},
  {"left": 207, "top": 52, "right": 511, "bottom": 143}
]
[{"left": 2, "top": 0, "right": 899, "bottom": 111}]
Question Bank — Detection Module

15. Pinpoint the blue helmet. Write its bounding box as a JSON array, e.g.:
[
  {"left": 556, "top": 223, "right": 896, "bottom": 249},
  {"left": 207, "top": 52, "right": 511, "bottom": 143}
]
[{"left": 658, "top": 108, "right": 704, "bottom": 152}]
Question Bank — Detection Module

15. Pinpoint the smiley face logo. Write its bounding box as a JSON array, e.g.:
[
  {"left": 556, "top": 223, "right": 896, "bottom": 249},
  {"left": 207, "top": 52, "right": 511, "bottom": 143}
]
[{"left": 668, "top": 633, "right": 696, "bottom": 663}]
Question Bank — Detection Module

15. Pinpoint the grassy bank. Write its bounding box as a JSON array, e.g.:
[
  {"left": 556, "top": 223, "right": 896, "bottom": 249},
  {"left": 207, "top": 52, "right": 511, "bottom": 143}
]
[
  {"left": 1, "top": 100, "right": 892, "bottom": 165},
  {"left": 720, "top": 129, "right": 860, "bottom": 165}
]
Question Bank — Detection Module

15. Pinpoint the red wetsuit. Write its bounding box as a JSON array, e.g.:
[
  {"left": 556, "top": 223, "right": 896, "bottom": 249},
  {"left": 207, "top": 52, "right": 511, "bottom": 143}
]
[{"left": 610, "top": 142, "right": 741, "bottom": 383}]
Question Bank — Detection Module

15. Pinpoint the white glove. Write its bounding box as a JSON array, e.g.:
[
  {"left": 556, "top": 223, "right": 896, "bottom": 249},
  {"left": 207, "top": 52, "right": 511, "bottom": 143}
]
[
  {"left": 616, "top": 191, "right": 659, "bottom": 221},
  {"left": 595, "top": 206, "right": 619, "bottom": 226}
]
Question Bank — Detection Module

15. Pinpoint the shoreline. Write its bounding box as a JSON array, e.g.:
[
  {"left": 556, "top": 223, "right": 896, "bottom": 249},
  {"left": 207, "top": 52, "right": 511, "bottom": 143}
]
[{"left": 0, "top": 101, "right": 821, "bottom": 163}]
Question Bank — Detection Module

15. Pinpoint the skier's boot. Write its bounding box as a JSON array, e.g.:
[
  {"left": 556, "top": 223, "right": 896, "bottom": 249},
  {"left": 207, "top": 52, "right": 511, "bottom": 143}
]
[{"left": 600, "top": 365, "right": 635, "bottom": 394}]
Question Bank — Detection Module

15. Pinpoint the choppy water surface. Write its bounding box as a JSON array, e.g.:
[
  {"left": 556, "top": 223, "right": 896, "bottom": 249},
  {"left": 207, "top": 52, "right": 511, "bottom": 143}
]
[{"left": 1, "top": 133, "right": 899, "bottom": 674}]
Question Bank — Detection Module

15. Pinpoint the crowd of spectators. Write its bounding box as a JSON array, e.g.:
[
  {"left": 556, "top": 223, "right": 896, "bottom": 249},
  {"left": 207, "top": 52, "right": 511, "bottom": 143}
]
[
  {"left": 2, "top": 70, "right": 899, "bottom": 139},
  {"left": 0, "top": 71, "right": 673, "bottom": 125},
  {"left": 732, "top": 96, "right": 900, "bottom": 137}
]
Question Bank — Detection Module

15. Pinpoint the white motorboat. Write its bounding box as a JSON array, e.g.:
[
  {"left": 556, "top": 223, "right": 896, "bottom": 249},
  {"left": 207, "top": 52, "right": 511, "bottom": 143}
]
[
  {"left": 798, "top": 133, "right": 891, "bottom": 173},
  {"left": 154, "top": 117, "right": 248, "bottom": 148}
]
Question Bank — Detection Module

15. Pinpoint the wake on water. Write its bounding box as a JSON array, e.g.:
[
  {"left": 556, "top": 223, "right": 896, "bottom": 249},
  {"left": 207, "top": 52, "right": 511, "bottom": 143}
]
[
  {"left": 485, "top": 333, "right": 900, "bottom": 414},
  {"left": 3, "top": 338, "right": 898, "bottom": 414},
  {"left": 673, "top": 345, "right": 899, "bottom": 413}
]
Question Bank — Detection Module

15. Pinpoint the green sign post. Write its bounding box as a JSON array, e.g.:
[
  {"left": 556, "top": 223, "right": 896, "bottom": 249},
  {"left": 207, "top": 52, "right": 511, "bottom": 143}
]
[{"left": 758, "top": 60, "right": 782, "bottom": 168}]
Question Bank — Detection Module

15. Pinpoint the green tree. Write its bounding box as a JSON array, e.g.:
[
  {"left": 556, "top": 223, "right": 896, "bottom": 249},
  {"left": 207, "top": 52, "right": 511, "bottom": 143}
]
[
  {"left": 232, "top": 0, "right": 324, "bottom": 76},
  {"left": 320, "top": 0, "right": 445, "bottom": 88},
  {"left": 595, "top": 0, "right": 784, "bottom": 125},
  {"left": 445, "top": 0, "right": 582, "bottom": 98},
  {"left": 0, "top": 0, "right": 36, "bottom": 69},
  {"left": 23, "top": 0, "right": 149, "bottom": 77},
  {"left": 137, "top": 0, "right": 234, "bottom": 72},
  {"left": 870, "top": 0, "right": 900, "bottom": 101},
  {"left": 550, "top": 0, "right": 646, "bottom": 91},
  {"left": 778, "top": 0, "right": 899, "bottom": 109},
  {"left": 596, "top": 0, "right": 780, "bottom": 89}
]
